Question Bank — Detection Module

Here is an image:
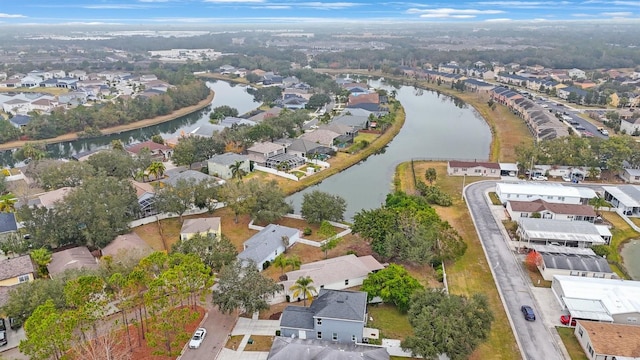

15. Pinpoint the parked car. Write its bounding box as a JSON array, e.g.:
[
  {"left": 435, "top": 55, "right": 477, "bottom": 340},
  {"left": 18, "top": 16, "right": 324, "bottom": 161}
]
[
  {"left": 532, "top": 175, "right": 548, "bottom": 181},
  {"left": 8, "top": 317, "right": 21, "bottom": 330},
  {"left": 521, "top": 305, "right": 536, "bottom": 321},
  {"left": 189, "top": 328, "right": 207, "bottom": 349},
  {"left": 560, "top": 315, "right": 576, "bottom": 326},
  {"left": 0, "top": 319, "right": 6, "bottom": 347},
  {"left": 562, "top": 175, "right": 572, "bottom": 182}
]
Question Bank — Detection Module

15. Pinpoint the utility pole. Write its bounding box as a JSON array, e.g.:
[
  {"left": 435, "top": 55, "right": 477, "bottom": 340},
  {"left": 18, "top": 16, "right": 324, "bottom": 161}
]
[{"left": 461, "top": 174, "right": 466, "bottom": 201}]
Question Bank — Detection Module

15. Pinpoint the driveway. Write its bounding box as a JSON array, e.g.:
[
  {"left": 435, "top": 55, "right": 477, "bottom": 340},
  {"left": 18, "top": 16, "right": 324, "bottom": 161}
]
[
  {"left": 179, "top": 305, "right": 238, "bottom": 360},
  {"left": 465, "top": 181, "right": 566, "bottom": 360}
]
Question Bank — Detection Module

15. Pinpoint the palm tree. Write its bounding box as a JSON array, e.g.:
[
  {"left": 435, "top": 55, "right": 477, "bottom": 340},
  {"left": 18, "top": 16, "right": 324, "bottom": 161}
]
[
  {"left": 289, "top": 276, "right": 317, "bottom": 306},
  {"left": 287, "top": 255, "right": 301, "bottom": 272},
  {"left": 30, "top": 248, "right": 52, "bottom": 278},
  {"left": 589, "top": 196, "right": 610, "bottom": 215},
  {"left": 273, "top": 254, "right": 288, "bottom": 276},
  {"left": 0, "top": 194, "right": 17, "bottom": 212},
  {"left": 147, "top": 161, "right": 166, "bottom": 181},
  {"left": 229, "top": 160, "right": 247, "bottom": 181}
]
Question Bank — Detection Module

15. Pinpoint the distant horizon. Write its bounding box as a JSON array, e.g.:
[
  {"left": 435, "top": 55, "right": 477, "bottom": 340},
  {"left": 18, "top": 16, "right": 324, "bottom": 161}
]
[{"left": 2, "top": 0, "right": 640, "bottom": 25}]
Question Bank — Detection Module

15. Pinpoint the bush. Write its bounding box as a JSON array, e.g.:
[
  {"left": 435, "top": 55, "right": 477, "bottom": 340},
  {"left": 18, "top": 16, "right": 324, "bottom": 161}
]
[
  {"left": 285, "top": 295, "right": 291, "bottom": 303},
  {"left": 591, "top": 245, "right": 611, "bottom": 257},
  {"left": 275, "top": 330, "right": 281, "bottom": 336},
  {"left": 262, "top": 260, "right": 271, "bottom": 270},
  {"left": 435, "top": 268, "right": 444, "bottom": 282},
  {"left": 346, "top": 250, "right": 358, "bottom": 256},
  {"left": 303, "top": 227, "right": 312, "bottom": 236}
]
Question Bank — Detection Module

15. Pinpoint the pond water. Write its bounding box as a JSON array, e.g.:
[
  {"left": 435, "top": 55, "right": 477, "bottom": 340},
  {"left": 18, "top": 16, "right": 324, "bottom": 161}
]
[
  {"left": 621, "top": 239, "right": 640, "bottom": 280},
  {"left": 287, "top": 83, "right": 492, "bottom": 220}
]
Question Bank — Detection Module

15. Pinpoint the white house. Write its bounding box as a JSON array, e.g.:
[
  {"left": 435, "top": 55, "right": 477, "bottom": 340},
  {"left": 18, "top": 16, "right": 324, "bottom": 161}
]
[
  {"left": 552, "top": 275, "right": 640, "bottom": 324},
  {"left": 574, "top": 321, "right": 640, "bottom": 360},
  {"left": 517, "top": 218, "right": 610, "bottom": 247},
  {"left": 447, "top": 161, "right": 501, "bottom": 177},
  {"left": 620, "top": 168, "right": 640, "bottom": 184},
  {"left": 602, "top": 185, "right": 640, "bottom": 217},
  {"left": 496, "top": 182, "right": 597, "bottom": 206},
  {"left": 280, "top": 255, "right": 384, "bottom": 301},
  {"left": 620, "top": 117, "right": 640, "bottom": 135},
  {"left": 237, "top": 224, "right": 300, "bottom": 271},
  {"left": 567, "top": 68, "right": 586, "bottom": 79},
  {"left": 506, "top": 199, "right": 597, "bottom": 222}
]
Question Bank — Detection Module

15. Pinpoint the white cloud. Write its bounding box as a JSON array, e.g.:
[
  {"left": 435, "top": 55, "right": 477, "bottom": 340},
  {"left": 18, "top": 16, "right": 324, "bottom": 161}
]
[
  {"left": 407, "top": 8, "right": 504, "bottom": 19},
  {"left": 474, "top": 1, "right": 571, "bottom": 7},
  {"left": 571, "top": 13, "right": 596, "bottom": 16},
  {"left": 139, "top": 0, "right": 171, "bottom": 2},
  {"left": 484, "top": 17, "right": 513, "bottom": 21},
  {"left": 601, "top": 11, "right": 633, "bottom": 16},
  {"left": 251, "top": 5, "right": 292, "bottom": 8},
  {"left": 0, "top": 13, "right": 26, "bottom": 18},
  {"left": 583, "top": 0, "right": 640, "bottom": 5},
  {"left": 83, "top": 4, "right": 155, "bottom": 9}
]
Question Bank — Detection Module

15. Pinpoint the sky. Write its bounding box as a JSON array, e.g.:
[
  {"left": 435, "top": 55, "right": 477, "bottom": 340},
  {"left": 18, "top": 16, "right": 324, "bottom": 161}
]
[{"left": 1, "top": 0, "right": 640, "bottom": 25}]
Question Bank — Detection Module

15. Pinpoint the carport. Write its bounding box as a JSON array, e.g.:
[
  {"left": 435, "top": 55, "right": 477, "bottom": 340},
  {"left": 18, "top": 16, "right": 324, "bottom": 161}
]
[{"left": 561, "top": 297, "right": 614, "bottom": 323}]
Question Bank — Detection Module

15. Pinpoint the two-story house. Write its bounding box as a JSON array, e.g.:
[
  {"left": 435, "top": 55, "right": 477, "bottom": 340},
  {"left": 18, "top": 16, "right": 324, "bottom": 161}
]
[{"left": 280, "top": 289, "right": 368, "bottom": 343}]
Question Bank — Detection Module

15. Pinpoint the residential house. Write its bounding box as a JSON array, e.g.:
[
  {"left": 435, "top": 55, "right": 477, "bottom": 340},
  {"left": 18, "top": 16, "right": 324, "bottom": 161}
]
[
  {"left": 102, "top": 232, "right": 153, "bottom": 258},
  {"left": 574, "top": 321, "right": 640, "bottom": 360},
  {"left": 552, "top": 275, "right": 640, "bottom": 324},
  {"left": 248, "top": 107, "right": 283, "bottom": 123},
  {"left": 447, "top": 161, "right": 501, "bottom": 177},
  {"left": 2, "top": 98, "right": 30, "bottom": 114},
  {"left": 602, "top": 185, "right": 640, "bottom": 216},
  {"left": 300, "top": 129, "right": 341, "bottom": 148},
  {"left": 50, "top": 70, "right": 66, "bottom": 78},
  {"left": 208, "top": 153, "right": 250, "bottom": 180},
  {"left": 620, "top": 117, "right": 640, "bottom": 135},
  {"left": 68, "top": 70, "right": 88, "bottom": 81},
  {"left": 506, "top": 199, "right": 597, "bottom": 222},
  {"left": 246, "top": 141, "right": 285, "bottom": 166},
  {"left": 47, "top": 246, "right": 99, "bottom": 278},
  {"left": 280, "top": 289, "right": 368, "bottom": 343},
  {"left": 620, "top": 168, "right": 640, "bottom": 184},
  {"left": 160, "top": 169, "right": 217, "bottom": 187},
  {"left": 20, "top": 75, "right": 44, "bottom": 88},
  {"left": 558, "top": 86, "right": 588, "bottom": 102},
  {"left": 125, "top": 141, "right": 173, "bottom": 161},
  {"left": 180, "top": 217, "right": 221, "bottom": 241},
  {"left": 282, "top": 76, "right": 300, "bottom": 88},
  {"left": 495, "top": 182, "right": 596, "bottom": 206},
  {"left": 517, "top": 218, "right": 610, "bottom": 248},
  {"left": 264, "top": 153, "right": 306, "bottom": 170},
  {"left": 30, "top": 98, "right": 58, "bottom": 112},
  {"left": 237, "top": 224, "right": 300, "bottom": 271},
  {"left": 567, "top": 68, "right": 586, "bottom": 79},
  {"left": 278, "top": 95, "right": 308, "bottom": 110},
  {"left": 527, "top": 246, "right": 615, "bottom": 281},
  {"left": 268, "top": 337, "right": 389, "bottom": 360},
  {"left": 331, "top": 115, "right": 369, "bottom": 131},
  {"left": 280, "top": 255, "right": 384, "bottom": 300},
  {"left": 348, "top": 93, "right": 379, "bottom": 107},
  {"left": 37, "top": 187, "right": 73, "bottom": 209},
  {"left": 463, "top": 79, "right": 495, "bottom": 93},
  {"left": 0, "top": 213, "right": 18, "bottom": 242},
  {"left": 129, "top": 179, "right": 157, "bottom": 218},
  {"left": 9, "top": 114, "right": 31, "bottom": 129},
  {"left": 0, "top": 255, "right": 37, "bottom": 287},
  {"left": 286, "top": 139, "right": 334, "bottom": 158}
]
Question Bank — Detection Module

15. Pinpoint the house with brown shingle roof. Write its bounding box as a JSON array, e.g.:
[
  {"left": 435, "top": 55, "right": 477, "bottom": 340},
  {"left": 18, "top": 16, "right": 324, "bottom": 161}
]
[
  {"left": 574, "top": 320, "right": 640, "bottom": 359},
  {"left": 180, "top": 217, "right": 221, "bottom": 241},
  {"left": 125, "top": 141, "right": 173, "bottom": 161},
  {"left": 47, "top": 246, "right": 99, "bottom": 278},
  {"left": 348, "top": 92, "right": 379, "bottom": 106},
  {"left": 0, "top": 255, "right": 37, "bottom": 287},
  {"left": 37, "top": 187, "right": 73, "bottom": 209},
  {"left": 300, "top": 129, "right": 341, "bottom": 147},
  {"left": 447, "top": 161, "right": 501, "bottom": 177},
  {"left": 102, "top": 232, "right": 153, "bottom": 258},
  {"left": 506, "top": 199, "right": 597, "bottom": 222}
]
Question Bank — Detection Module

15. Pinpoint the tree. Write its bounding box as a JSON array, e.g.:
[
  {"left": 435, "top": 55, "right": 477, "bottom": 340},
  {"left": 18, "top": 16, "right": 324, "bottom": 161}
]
[
  {"left": 20, "top": 300, "right": 75, "bottom": 360},
  {"left": 300, "top": 190, "right": 347, "bottom": 225},
  {"left": 212, "top": 260, "right": 281, "bottom": 315},
  {"left": 193, "top": 178, "right": 221, "bottom": 213},
  {"left": 306, "top": 93, "right": 331, "bottom": 110},
  {"left": 111, "top": 140, "right": 125, "bottom": 151},
  {"left": 287, "top": 255, "right": 301, "bottom": 271},
  {"left": 229, "top": 160, "right": 247, "bottom": 181},
  {"left": 525, "top": 251, "right": 543, "bottom": 271},
  {"left": 289, "top": 276, "right": 317, "bottom": 306},
  {"left": 401, "top": 290, "right": 494, "bottom": 360},
  {"left": 318, "top": 221, "right": 339, "bottom": 259},
  {"left": 210, "top": 105, "right": 239, "bottom": 122},
  {"left": 218, "top": 181, "right": 252, "bottom": 223},
  {"left": 589, "top": 196, "right": 609, "bottom": 215},
  {"left": 361, "top": 264, "right": 424, "bottom": 313},
  {"left": 425, "top": 168, "right": 437, "bottom": 185},
  {"left": 14, "top": 143, "right": 47, "bottom": 162},
  {"left": 272, "top": 254, "right": 289, "bottom": 276},
  {"left": 151, "top": 134, "right": 164, "bottom": 145},
  {"left": 172, "top": 136, "right": 223, "bottom": 169},
  {"left": 35, "top": 160, "right": 96, "bottom": 190},
  {"left": 2, "top": 278, "right": 67, "bottom": 329},
  {"left": 146, "top": 161, "right": 166, "bottom": 181},
  {"left": 154, "top": 178, "right": 197, "bottom": 222},
  {"left": 0, "top": 193, "right": 17, "bottom": 213},
  {"left": 86, "top": 150, "right": 136, "bottom": 179},
  {"left": 248, "top": 180, "right": 292, "bottom": 224},
  {"left": 30, "top": 248, "right": 52, "bottom": 278},
  {"left": 171, "top": 233, "right": 237, "bottom": 272},
  {"left": 0, "top": 173, "right": 6, "bottom": 195}
]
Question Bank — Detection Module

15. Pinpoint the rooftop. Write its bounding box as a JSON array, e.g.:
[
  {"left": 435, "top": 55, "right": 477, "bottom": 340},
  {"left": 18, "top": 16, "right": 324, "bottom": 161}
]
[
  {"left": 281, "top": 255, "right": 384, "bottom": 290},
  {"left": 280, "top": 289, "right": 367, "bottom": 330},
  {"left": 508, "top": 199, "right": 596, "bottom": 217},
  {"left": 519, "top": 218, "right": 605, "bottom": 244},
  {"left": 539, "top": 251, "right": 612, "bottom": 273},
  {"left": 497, "top": 182, "right": 596, "bottom": 199},
  {"left": 238, "top": 224, "right": 298, "bottom": 264},
  {"left": 553, "top": 275, "right": 640, "bottom": 317},
  {"left": 102, "top": 232, "right": 153, "bottom": 258},
  {"left": 247, "top": 141, "right": 284, "bottom": 155},
  {"left": 577, "top": 320, "right": 640, "bottom": 357},
  {"left": 268, "top": 337, "right": 389, "bottom": 360},
  {"left": 449, "top": 160, "right": 500, "bottom": 169},
  {"left": 38, "top": 187, "right": 73, "bottom": 209},
  {"left": 208, "top": 152, "right": 248, "bottom": 166},
  {"left": 0, "top": 255, "right": 36, "bottom": 281},
  {"left": 0, "top": 213, "right": 18, "bottom": 234},
  {"left": 180, "top": 217, "right": 221, "bottom": 235},
  {"left": 603, "top": 185, "right": 640, "bottom": 207},
  {"left": 47, "top": 246, "right": 99, "bottom": 277},
  {"left": 161, "top": 169, "right": 214, "bottom": 187}
]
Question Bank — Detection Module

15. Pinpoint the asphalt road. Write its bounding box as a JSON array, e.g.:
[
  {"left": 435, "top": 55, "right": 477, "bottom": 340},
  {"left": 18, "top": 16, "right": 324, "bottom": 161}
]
[
  {"left": 465, "top": 181, "right": 565, "bottom": 360},
  {"left": 180, "top": 304, "right": 238, "bottom": 360}
]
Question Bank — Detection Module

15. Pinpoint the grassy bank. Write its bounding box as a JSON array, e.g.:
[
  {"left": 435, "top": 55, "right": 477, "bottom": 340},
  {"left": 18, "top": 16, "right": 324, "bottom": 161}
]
[
  {"left": 601, "top": 212, "right": 639, "bottom": 278},
  {"left": 0, "top": 90, "right": 215, "bottom": 151},
  {"left": 0, "top": 86, "right": 70, "bottom": 96},
  {"left": 396, "top": 161, "right": 519, "bottom": 360}
]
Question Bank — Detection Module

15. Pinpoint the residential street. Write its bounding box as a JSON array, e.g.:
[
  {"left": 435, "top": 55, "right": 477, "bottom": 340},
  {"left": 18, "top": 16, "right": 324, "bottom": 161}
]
[
  {"left": 179, "top": 304, "right": 238, "bottom": 360},
  {"left": 464, "top": 181, "right": 566, "bottom": 360}
]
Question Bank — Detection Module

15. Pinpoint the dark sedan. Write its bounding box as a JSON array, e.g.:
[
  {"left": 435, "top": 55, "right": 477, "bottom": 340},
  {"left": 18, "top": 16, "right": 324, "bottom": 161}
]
[{"left": 521, "top": 305, "right": 536, "bottom": 321}]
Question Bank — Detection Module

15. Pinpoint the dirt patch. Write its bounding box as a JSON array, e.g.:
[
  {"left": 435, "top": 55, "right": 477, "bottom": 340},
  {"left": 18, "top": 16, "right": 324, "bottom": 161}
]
[{"left": 225, "top": 335, "right": 273, "bottom": 352}]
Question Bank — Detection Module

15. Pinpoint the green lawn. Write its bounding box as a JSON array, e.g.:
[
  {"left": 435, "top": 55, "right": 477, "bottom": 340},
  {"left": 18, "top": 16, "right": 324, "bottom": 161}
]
[
  {"left": 602, "top": 212, "right": 639, "bottom": 267},
  {"left": 556, "top": 327, "right": 588, "bottom": 360},
  {"left": 367, "top": 304, "right": 414, "bottom": 341}
]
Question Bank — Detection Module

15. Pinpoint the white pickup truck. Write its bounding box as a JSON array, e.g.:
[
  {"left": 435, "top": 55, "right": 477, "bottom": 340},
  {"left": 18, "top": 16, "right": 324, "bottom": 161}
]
[{"left": 598, "top": 127, "right": 609, "bottom": 136}]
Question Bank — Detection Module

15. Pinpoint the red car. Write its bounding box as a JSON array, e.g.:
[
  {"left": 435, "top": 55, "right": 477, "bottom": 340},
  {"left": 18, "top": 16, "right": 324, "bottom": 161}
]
[{"left": 560, "top": 315, "right": 576, "bottom": 326}]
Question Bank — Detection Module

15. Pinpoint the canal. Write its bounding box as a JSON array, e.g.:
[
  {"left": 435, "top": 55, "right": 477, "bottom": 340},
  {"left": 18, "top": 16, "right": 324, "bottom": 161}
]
[
  {"left": 287, "top": 83, "right": 492, "bottom": 220},
  {"left": 621, "top": 239, "right": 640, "bottom": 280}
]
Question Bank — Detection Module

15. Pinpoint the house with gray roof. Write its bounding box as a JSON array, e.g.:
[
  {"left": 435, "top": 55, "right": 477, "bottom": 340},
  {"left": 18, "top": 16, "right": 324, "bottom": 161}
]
[
  {"left": 620, "top": 168, "right": 640, "bottom": 184},
  {"left": 286, "top": 139, "right": 333, "bottom": 158},
  {"left": 237, "top": 224, "right": 300, "bottom": 271},
  {"left": 208, "top": 152, "right": 250, "bottom": 180},
  {"left": 161, "top": 169, "right": 217, "bottom": 187},
  {"left": 300, "top": 129, "right": 341, "bottom": 148},
  {"left": 247, "top": 141, "right": 285, "bottom": 165},
  {"left": 268, "top": 337, "right": 389, "bottom": 360},
  {"left": 532, "top": 248, "right": 615, "bottom": 281},
  {"left": 603, "top": 185, "right": 640, "bottom": 217},
  {"left": 0, "top": 213, "right": 18, "bottom": 242},
  {"left": 280, "top": 289, "right": 368, "bottom": 343},
  {"left": 47, "top": 246, "right": 99, "bottom": 278},
  {"left": 517, "top": 218, "right": 611, "bottom": 247},
  {"left": 331, "top": 115, "right": 369, "bottom": 131}
]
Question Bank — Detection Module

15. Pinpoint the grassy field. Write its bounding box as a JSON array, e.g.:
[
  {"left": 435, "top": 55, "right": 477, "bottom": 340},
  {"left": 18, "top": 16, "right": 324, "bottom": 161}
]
[
  {"left": 367, "top": 304, "right": 414, "bottom": 340},
  {"left": 0, "top": 86, "right": 70, "bottom": 96},
  {"left": 601, "top": 212, "right": 639, "bottom": 278},
  {"left": 396, "top": 161, "right": 519, "bottom": 360},
  {"left": 556, "top": 327, "right": 588, "bottom": 360}
]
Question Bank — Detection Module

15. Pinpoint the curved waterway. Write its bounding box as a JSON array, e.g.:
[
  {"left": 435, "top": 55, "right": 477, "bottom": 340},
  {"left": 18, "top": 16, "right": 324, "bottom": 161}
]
[
  {"left": 621, "top": 239, "right": 640, "bottom": 280},
  {"left": 287, "top": 83, "right": 492, "bottom": 221},
  {"left": 0, "top": 81, "right": 261, "bottom": 167}
]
